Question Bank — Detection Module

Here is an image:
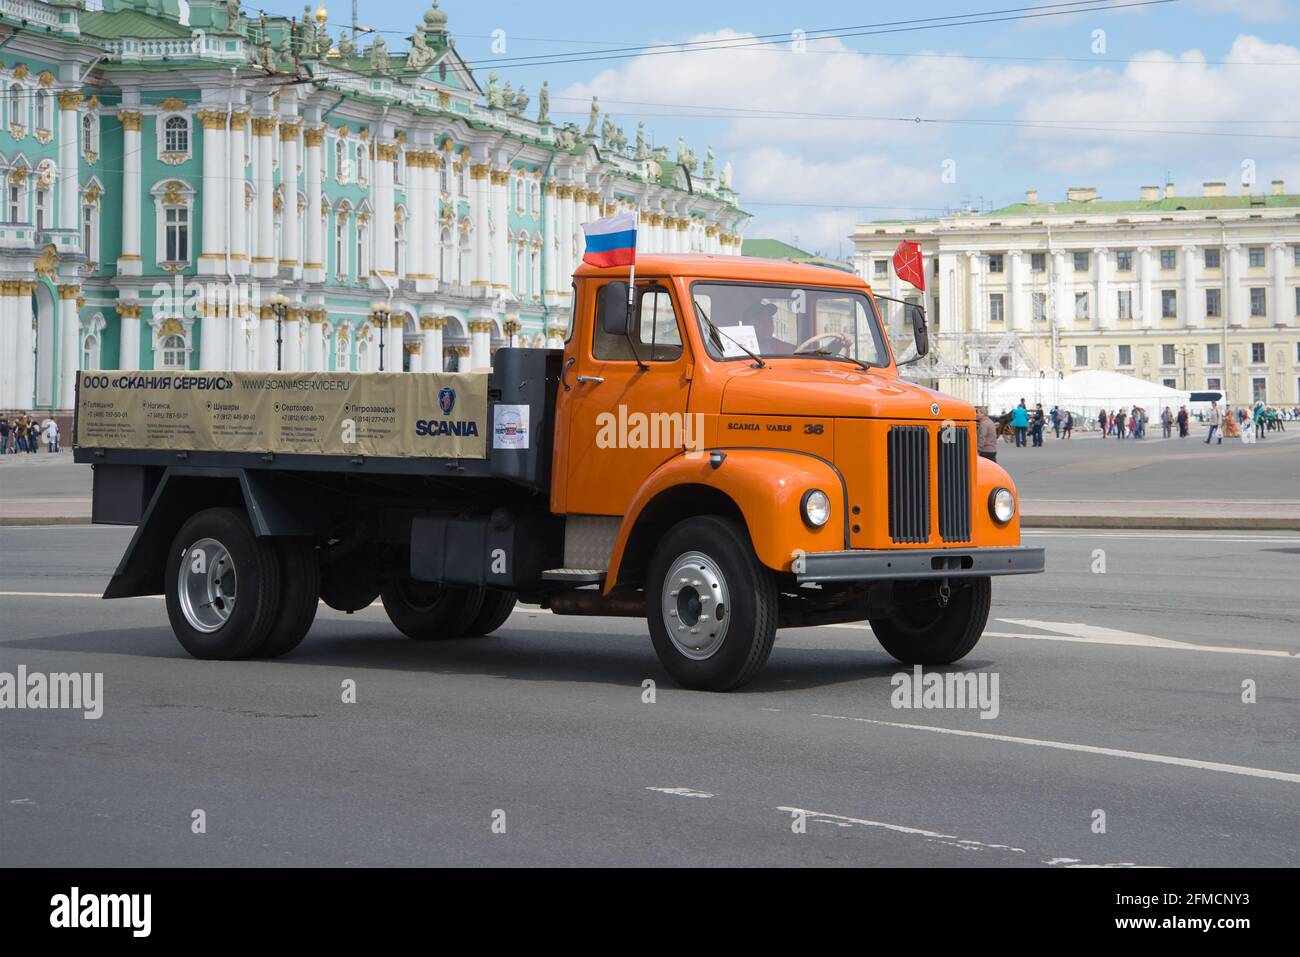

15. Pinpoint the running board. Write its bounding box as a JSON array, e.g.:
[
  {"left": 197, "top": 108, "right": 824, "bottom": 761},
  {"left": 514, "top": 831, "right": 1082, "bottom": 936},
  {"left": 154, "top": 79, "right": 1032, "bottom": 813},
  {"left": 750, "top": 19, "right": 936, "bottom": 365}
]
[{"left": 541, "top": 568, "right": 607, "bottom": 584}]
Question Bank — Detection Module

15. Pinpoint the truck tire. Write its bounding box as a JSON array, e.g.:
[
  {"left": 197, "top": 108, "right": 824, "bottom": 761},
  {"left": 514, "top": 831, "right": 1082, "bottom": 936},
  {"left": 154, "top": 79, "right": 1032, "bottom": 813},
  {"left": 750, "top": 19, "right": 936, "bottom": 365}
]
[
  {"left": 646, "top": 515, "right": 778, "bottom": 692},
  {"left": 464, "top": 588, "right": 517, "bottom": 637},
  {"left": 320, "top": 557, "right": 381, "bottom": 613},
  {"left": 164, "top": 507, "right": 282, "bottom": 660},
  {"left": 381, "top": 577, "right": 485, "bottom": 640},
  {"left": 868, "top": 577, "right": 991, "bottom": 665},
  {"left": 255, "top": 540, "right": 320, "bottom": 658}
]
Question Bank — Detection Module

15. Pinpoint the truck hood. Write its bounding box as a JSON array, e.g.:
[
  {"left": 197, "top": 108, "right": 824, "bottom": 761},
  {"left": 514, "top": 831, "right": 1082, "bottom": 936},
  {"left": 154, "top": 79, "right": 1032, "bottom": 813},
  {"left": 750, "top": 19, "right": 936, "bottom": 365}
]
[{"left": 719, "top": 361, "right": 974, "bottom": 421}]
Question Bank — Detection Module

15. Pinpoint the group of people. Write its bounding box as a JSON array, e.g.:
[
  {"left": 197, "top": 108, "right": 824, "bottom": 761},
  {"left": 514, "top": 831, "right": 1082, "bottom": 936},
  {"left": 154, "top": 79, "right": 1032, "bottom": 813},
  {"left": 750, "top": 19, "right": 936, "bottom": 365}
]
[
  {"left": 1007, "top": 400, "right": 1072, "bottom": 448},
  {"left": 1097, "top": 406, "right": 1155, "bottom": 439},
  {"left": 0, "top": 414, "right": 60, "bottom": 455},
  {"left": 1203, "top": 401, "right": 1288, "bottom": 444}
]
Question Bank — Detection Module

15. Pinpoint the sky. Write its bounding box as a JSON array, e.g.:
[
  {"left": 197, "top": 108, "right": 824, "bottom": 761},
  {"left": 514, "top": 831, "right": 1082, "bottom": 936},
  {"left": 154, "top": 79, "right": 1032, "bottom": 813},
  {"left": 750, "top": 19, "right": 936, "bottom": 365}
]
[{"left": 258, "top": 0, "right": 1300, "bottom": 258}]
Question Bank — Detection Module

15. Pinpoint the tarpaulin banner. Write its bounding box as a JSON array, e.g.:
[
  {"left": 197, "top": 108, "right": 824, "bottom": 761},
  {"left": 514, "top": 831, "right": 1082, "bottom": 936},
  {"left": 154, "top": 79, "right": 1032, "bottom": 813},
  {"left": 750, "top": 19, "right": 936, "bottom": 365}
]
[{"left": 74, "top": 371, "right": 489, "bottom": 460}]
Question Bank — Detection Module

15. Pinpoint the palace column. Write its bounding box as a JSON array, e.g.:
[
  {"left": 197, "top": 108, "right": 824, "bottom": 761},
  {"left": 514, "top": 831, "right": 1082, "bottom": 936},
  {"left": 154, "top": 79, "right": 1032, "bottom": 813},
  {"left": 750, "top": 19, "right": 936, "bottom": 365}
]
[
  {"left": 57, "top": 92, "right": 80, "bottom": 239},
  {"left": 1093, "top": 247, "right": 1109, "bottom": 331},
  {"left": 196, "top": 109, "right": 229, "bottom": 277},
  {"left": 306, "top": 309, "right": 326, "bottom": 370},
  {"left": 556, "top": 185, "right": 574, "bottom": 286},
  {"left": 373, "top": 139, "right": 397, "bottom": 286},
  {"left": 420, "top": 316, "right": 445, "bottom": 373},
  {"left": 543, "top": 183, "right": 558, "bottom": 297},
  {"left": 227, "top": 109, "right": 248, "bottom": 274},
  {"left": 1182, "top": 245, "right": 1199, "bottom": 329},
  {"left": 117, "top": 301, "right": 141, "bottom": 371},
  {"left": 405, "top": 150, "right": 427, "bottom": 286},
  {"left": 58, "top": 283, "right": 79, "bottom": 409},
  {"left": 280, "top": 119, "right": 302, "bottom": 275},
  {"left": 1005, "top": 249, "right": 1023, "bottom": 332},
  {"left": 282, "top": 307, "right": 302, "bottom": 372},
  {"left": 252, "top": 114, "right": 277, "bottom": 279},
  {"left": 490, "top": 167, "right": 510, "bottom": 293},
  {"left": 450, "top": 343, "right": 470, "bottom": 372},
  {"left": 116, "top": 111, "right": 143, "bottom": 275},
  {"left": 258, "top": 305, "right": 277, "bottom": 371},
  {"left": 965, "top": 251, "right": 982, "bottom": 332},
  {"left": 468, "top": 319, "right": 492, "bottom": 369},
  {"left": 13, "top": 283, "right": 35, "bottom": 407},
  {"left": 1224, "top": 244, "right": 1242, "bottom": 328},
  {"left": 405, "top": 341, "right": 422, "bottom": 374},
  {"left": 471, "top": 162, "right": 491, "bottom": 287},
  {"left": 1271, "top": 242, "right": 1288, "bottom": 327},
  {"left": 303, "top": 126, "right": 325, "bottom": 283},
  {"left": 0, "top": 284, "right": 16, "bottom": 408},
  {"left": 425, "top": 151, "right": 443, "bottom": 285},
  {"left": 1136, "top": 246, "right": 1155, "bottom": 328}
]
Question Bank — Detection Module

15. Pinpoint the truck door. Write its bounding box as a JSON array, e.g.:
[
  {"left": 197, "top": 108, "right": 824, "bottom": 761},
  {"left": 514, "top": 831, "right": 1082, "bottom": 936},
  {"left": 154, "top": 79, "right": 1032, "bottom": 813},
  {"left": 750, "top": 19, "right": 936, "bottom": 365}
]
[{"left": 555, "top": 278, "right": 694, "bottom": 516}]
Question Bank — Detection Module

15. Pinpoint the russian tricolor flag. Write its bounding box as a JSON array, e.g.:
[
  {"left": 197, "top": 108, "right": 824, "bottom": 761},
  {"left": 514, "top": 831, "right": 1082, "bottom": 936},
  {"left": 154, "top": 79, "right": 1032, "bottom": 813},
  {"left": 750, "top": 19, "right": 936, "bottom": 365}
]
[{"left": 582, "top": 212, "right": 637, "bottom": 269}]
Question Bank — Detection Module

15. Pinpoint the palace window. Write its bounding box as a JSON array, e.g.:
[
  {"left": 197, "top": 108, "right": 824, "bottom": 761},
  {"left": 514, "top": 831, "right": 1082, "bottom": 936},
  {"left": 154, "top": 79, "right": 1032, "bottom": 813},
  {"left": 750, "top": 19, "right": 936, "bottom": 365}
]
[
  {"left": 163, "top": 115, "right": 189, "bottom": 154},
  {"left": 335, "top": 137, "right": 349, "bottom": 182},
  {"left": 873, "top": 260, "right": 887, "bottom": 278},
  {"left": 7, "top": 84, "right": 22, "bottom": 128},
  {"left": 1115, "top": 250, "right": 1132, "bottom": 271},
  {"left": 440, "top": 164, "right": 449, "bottom": 194},
  {"left": 1116, "top": 344, "right": 1132, "bottom": 367},
  {"left": 1162, "top": 344, "right": 1176, "bottom": 366},
  {"left": 1117, "top": 290, "right": 1133, "bottom": 320},
  {"left": 333, "top": 215, "right": 347, "bottom": 277},
  {"left": 440, "top": 227, "right": 453, "bottom": 281},
  {"left": 1160, "top": 249, "right": 1176, "bottom": 270},
  {"left": 356, "top": 143, "right": 369, "bottom": 183},
  {"left": 1161, "top": 289, "right": 1177, "bottom": 319},
  {"left": 1248, "top": 247, "right": 1265, "bottom": 268},
  {"left": 1249, "top": 287, "right": 1266, "bottom": 316},
  {"left": 34, "top": 187, "right": 48, "bottom": 234},
  {"left": 1031, "top": 252, "right": 1046, "bottom": 272},
  {"left": 989, "top": 293, "right": 1004, "bottom": 322},
  {"left": 1251, "top": 377, "right": 1267, "bottom": 403},
  {"left": 165, "top": 206, "right": 188, "bottom": 262},
  {"left": 356, "top": 218, "right": 369, "bottom": 280},
  {"left": 1251, "top": 342, "right": 1266, "bottom": 364},
  {"left": 82, "top": 330, "right": 101, "bottom": 371},
  {"left": 1206, "top": 343, "right": 1221, "bottom": 366},
  {"left": 987, "top": 254, "right": 1003, "bottom": 273},
  {"left": 82, "top": 201, "right": 99, "bottom": 264},
  {"left": 531, "top": 181, "right": 540, "bottom": 215},
  {"left": 36, "top": 89, "right": 53, "bottom": 133},
  {"left": 1074, "top": 291, "right": 1089, "bottom": 320},
  {"left": 335, "top": 328, "right": 351, "bottom": 372},
  {"left": 531, "top": 242, "right": 541, "bottom": 297},
  {"left": 1204, "top": 247, "right": 1220, "bottom": 269},
  {"left": 1074, "top": 346, "right": 1088, "bottom": 366},
  {"left": 1072, "top": 251, "right": 1089, "bottom": 272},
  {"left": 515, "top": 241, "right": 526, "bottom": 297},
  {"left": 151, "top": 179, "right": 195, "bottom": 266},
  {"left": 159, "top": 333, "right": 188, "bottom": 370},
  {"left": 1032, "top": 292, "right": 1047, "bottom": 322},
  {"left": 82, "top": 112, "right": 100, "bottom": 159},
  {"left": 1206, "top": 288, "right": 1221, "bottom": 317}
]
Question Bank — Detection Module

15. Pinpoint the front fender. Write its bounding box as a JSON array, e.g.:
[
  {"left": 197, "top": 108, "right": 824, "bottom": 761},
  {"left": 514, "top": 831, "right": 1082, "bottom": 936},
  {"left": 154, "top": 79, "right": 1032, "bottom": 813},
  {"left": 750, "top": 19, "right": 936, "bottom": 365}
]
[
  {"left": 605, "top": 448, "right": 847, "bottom": 592},
  {"left": 973, "top": 455, "right": 1024, "bottom": 545}
]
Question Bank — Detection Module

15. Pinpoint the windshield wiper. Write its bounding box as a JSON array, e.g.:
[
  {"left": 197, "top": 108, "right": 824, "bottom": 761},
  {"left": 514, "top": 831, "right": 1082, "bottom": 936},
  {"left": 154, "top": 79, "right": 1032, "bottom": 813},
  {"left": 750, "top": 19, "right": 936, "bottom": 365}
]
[
  {"left": 797, "top": 349, "right": 871, "bottom": 371},
  {"left": 693, "top": 299, "right": 765, "bottom": 368}
]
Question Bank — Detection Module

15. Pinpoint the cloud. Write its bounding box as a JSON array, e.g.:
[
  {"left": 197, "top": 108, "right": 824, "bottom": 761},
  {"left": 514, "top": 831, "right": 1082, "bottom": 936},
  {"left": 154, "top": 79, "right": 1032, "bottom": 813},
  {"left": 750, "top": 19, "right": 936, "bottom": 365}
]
[{"left": 1189, "top": 0, "right": 1290, "bottom": 22}]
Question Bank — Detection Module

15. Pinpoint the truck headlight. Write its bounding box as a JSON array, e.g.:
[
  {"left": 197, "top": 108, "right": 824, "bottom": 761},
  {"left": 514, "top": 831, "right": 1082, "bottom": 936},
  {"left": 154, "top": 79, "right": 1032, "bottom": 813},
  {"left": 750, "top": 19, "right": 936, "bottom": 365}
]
[
  {"left": 989, "top": 487, "right": 1016, "bottom": 524},
  {"left": 801, "top": 489, "right": 831, "bottom": 528}
]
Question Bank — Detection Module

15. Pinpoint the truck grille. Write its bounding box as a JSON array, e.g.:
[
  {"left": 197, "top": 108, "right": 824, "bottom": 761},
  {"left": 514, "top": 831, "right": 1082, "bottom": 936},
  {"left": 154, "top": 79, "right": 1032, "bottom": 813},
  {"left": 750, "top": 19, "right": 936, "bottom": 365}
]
[
  {"left": 938, "top": 426, "right": 972, "bottom": 542},
  {"left": 887, "top": 426, "right": 930, "bottom": 543}
]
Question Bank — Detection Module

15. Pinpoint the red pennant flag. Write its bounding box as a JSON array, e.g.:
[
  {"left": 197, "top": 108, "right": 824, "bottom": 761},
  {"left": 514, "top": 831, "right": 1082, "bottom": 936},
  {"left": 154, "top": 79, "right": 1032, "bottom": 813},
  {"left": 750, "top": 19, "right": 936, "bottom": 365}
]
[{"left": 892, "top": 240, "right": 925, "bottom": 291}]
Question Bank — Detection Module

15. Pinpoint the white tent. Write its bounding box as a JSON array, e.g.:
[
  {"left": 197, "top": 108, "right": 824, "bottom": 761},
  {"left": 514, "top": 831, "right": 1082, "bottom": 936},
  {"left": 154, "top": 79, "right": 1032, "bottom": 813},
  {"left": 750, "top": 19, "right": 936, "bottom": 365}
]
[
  {"left": 1058, "top": 370, "right": 1190, "bottom": 421},
  {"left": 984, "top": 370, "right": 1189, "bottom": 421}
]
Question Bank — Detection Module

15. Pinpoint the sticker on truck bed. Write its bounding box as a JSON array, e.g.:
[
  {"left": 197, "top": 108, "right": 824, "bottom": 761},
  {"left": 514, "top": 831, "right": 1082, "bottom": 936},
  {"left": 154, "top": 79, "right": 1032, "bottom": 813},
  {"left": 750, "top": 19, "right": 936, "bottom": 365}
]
[
  {"left": 75, "top": 372, "right": 489, "bottom": 460},
  {"left": 492, "top": 404, "right": 530, "bottom": 450}
]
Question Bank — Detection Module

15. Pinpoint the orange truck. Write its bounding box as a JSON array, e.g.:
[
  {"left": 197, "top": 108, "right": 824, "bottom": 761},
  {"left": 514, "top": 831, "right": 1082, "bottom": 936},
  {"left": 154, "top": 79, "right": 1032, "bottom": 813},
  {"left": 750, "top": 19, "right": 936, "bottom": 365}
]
[{"left": 75, "top": 254, "right": 1043, "bottom": 691}]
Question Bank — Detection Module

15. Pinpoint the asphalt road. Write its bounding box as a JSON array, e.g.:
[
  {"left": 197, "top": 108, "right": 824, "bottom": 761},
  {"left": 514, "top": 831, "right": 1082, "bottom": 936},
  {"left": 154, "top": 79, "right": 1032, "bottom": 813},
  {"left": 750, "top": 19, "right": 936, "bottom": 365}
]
[{"left": 1, "top": 524, "right": 1296, "bottom": 867}]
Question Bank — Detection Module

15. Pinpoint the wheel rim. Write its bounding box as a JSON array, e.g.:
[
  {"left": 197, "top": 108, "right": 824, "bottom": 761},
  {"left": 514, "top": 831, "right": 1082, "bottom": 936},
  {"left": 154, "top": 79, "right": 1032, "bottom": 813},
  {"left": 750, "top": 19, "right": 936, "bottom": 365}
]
[
  {"left": 662, "top": 550, "right": 730, "bottom": 660},
  {"left": 396, "top": 578, "right": 447, "bottom": 612},
  {"left": 178, "top": 537, "right": 237, "bottom": 633}
]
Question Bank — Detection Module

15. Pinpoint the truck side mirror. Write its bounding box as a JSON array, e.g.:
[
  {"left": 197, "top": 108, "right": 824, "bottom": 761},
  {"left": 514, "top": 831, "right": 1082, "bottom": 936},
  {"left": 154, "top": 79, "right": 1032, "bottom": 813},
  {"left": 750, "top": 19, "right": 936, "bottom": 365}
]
[
  {"left": 911, "top": 306, "right": 929, "bottom": 359},
  {"left": 600, "top": 282, "right": 630, "bottom": 336}
]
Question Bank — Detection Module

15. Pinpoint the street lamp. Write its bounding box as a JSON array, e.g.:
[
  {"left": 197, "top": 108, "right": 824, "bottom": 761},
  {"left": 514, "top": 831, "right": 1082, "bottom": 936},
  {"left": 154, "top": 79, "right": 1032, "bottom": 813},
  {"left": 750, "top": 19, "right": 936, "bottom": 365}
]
[
  {"left": 503, "top": 318, "right": 521, "bottom": 348},
  {"left": 370, "top": 301, "right": 390, "bottom": 371},
  {"left": 1175, "top": 346, "right": 1195, "bottom": 390},
  {"left": 267, "top": 293, "right": 290, "bottom": 371}
]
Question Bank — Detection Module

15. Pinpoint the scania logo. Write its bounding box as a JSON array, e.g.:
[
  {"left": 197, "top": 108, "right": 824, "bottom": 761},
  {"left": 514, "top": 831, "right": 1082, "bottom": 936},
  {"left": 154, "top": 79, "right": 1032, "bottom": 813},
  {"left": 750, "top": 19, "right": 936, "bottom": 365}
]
[
  {"left": 930, "top": 402, "right": 940, "bottom": 416},
  {"left": 438, "top": 387, "right": 456, "bottom": 416}
]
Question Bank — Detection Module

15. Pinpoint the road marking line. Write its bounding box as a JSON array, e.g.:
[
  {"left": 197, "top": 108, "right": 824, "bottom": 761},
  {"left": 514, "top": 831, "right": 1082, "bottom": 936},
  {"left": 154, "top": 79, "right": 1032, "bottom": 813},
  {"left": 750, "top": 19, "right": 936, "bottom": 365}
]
[
  {"left": 647, "top": 786, "right": 714, "bottom": 799},
  {"left": 996, "top": 619, "right": 1299, "bottom": 659},
  {"left": 808, "top": 713, "right": 1300, "bottom": 784},
  {"left": 778, "top": 805, "right": 1027, "bottom": 854},
  {"left": 0, "top": 590, "right": 112, "bottom": 599}
]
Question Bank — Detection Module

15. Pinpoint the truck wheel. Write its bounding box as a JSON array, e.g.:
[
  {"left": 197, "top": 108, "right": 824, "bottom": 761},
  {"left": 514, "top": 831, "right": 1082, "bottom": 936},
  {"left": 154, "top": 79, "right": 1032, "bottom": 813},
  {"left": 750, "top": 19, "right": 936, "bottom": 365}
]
[
  {"left": 165, "top": 507, "right": 282, "bottom": 660},
  {"left": 868, "top": 577, "right": 991, "bottom": 665},
  {"left": 646, "top": 516, "right": 778, "bottom": 692},
  {"left": 320, "top": 558, "right": 381, "bottom": 613},
  {"left": 464, "top": 589, "right": 517, "bottom": 637},
  {"left": 255, "top": 540, "right": 320, "bottom": 658},
  {"left": 381, "top": 577, "right": 485, "bottom": 640}
]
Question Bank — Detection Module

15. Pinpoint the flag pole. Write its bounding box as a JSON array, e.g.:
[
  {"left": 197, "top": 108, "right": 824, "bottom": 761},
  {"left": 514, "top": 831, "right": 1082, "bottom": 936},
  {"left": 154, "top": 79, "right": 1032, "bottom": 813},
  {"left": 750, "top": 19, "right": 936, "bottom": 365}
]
[{"left": 626, "top": 210, "right": 638, "bottom": 325}]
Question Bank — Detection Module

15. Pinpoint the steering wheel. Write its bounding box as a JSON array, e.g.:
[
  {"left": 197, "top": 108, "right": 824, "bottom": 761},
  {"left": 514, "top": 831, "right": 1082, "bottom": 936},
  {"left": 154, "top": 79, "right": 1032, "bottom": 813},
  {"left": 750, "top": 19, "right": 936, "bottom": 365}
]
[{"left": 793, "top": 331, "right": 852, "bottom": 355}]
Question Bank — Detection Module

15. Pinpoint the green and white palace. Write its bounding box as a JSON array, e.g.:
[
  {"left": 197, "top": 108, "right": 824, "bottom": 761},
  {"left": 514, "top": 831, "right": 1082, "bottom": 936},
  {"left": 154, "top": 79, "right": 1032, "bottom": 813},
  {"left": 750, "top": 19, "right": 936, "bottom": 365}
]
[{"left": 0, "top": 0, "right": 748, "bottom": 414}]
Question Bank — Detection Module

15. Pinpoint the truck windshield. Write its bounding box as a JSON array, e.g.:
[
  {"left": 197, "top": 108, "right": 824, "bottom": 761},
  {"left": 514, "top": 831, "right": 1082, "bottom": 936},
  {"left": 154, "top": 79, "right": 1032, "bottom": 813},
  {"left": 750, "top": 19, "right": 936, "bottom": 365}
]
[{"left": 690, "top": 281, "right": 888, "bottom": 368}]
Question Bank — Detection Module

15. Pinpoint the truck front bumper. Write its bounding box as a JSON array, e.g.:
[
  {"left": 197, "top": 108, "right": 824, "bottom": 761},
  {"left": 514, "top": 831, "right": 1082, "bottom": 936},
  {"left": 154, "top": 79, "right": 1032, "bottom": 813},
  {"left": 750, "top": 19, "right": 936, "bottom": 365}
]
[{"left": 796, "top": 545, "right": 1045, "bottom": 584}]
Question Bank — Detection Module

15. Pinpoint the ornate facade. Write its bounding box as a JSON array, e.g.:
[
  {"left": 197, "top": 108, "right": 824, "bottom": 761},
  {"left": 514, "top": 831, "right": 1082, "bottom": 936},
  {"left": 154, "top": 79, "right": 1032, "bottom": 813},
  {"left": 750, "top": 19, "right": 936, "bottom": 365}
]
[
  {"left": 853, "top": 182, "right": 1300, "bottom": 407},
  {"left": 0, "top": 0, "right": 748, "bottom": 413}
]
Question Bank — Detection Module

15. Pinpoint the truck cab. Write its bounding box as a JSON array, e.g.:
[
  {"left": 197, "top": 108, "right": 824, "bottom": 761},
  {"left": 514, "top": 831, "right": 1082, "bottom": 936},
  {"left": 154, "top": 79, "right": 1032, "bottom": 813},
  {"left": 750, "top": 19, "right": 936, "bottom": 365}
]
[{"left": 76, "top": 254, "right": 1042, "bottom": 692}]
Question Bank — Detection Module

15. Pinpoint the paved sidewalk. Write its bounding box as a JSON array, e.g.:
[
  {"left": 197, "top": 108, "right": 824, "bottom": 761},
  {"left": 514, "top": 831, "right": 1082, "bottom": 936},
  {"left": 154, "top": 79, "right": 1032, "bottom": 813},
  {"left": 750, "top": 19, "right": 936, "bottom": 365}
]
[{"left": 1020, "top": 499, "right": 1300, "bottom": 530}]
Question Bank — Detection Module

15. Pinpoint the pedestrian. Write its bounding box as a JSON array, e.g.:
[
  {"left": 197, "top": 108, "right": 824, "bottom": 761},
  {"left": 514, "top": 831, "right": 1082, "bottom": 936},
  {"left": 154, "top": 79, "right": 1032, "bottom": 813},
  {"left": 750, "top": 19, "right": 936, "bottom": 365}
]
[
  {"left": 43, "top": 417, "right": 59, "bottom": 453},
  {"left": 1031, "top": 403, "right": 1045, "bottom": 447},
  {"left": 0, "top": 415, "right": 9, "bottom": 455},
  {"left": 1116, "top": 407, "right": 1127, "bottom": 439},
  {"left": 1253, "top": 402, "right": 1266, "bottom": 441},
  {"left": 1051, "top": 405, "right": 1061, "bottom": 439},
  {"left": 1011, "top": 399, "right": 1029, "bottom": 448},
  {"left": 1160, "top": 406, "right": 1172, "bottom": 439},
  {"left": 1062, "top": 410, "right": 1073, "bottom": 439},
  {"left": 1176, "top": 405, "right": 1189, "bottom": 438},
  {"left": 1097, "top": 409, "right": 1108, "bottom": 437},
  {"left": 1205, "top": 400, "right": 1222, "bottom": 444},
  {"left": 14, "top": 415, "right": 28, "bottom": 453},
  {"left": 976, "top": 406, "right": 998, "bottom": 463}
]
